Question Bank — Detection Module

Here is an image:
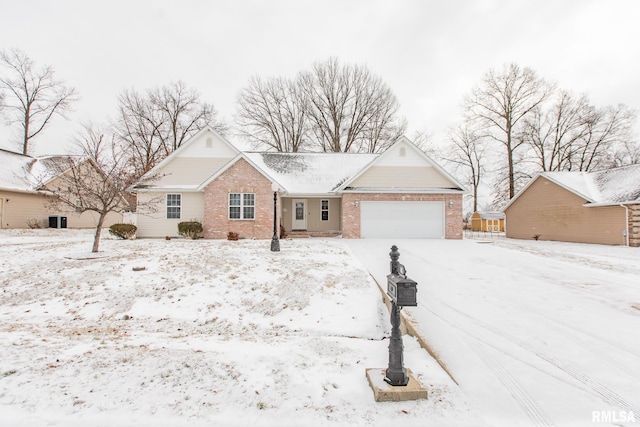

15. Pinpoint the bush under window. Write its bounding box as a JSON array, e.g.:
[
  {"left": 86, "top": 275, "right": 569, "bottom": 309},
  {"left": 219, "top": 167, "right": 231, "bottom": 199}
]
[{"left": 178, "top": 221, "right": 203, "bottom": 239}]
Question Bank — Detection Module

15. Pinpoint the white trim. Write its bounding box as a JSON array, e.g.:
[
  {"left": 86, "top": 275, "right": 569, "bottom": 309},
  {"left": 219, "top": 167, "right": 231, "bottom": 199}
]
[
  {"left": 342, "top": 188, "right": 465, "bottom": 194},
  {"left": 136, "top": 127, "right": 241, "bottom": 188},
  {"left": 197, "top": 154, "right": 286, "bottom": 194},
  {"left": 166, "top": 193, "right": 182, "bottom": 220},
  {"left": 321, "top": 199, "right": 329, "bottom": 221},
  {"left": 228, "top": 192, "right": 255, "bottom": 220},
  {"left": 338, "top": 136, "right": 467, "bottom": 192}
]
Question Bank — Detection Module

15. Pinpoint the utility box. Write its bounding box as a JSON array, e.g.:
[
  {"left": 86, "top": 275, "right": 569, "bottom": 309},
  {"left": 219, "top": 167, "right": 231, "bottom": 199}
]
[
  {"left": 387, "top": 274, "right": 418, "bottom": 307},
  {"left": 48, "top": 216, "right": 67, "bottom": 228}
]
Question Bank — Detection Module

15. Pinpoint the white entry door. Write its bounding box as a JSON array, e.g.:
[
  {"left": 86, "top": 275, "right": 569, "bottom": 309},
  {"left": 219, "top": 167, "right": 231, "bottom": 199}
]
[{"left": 292, "top": 199, "right": 307, "bottom": 230}]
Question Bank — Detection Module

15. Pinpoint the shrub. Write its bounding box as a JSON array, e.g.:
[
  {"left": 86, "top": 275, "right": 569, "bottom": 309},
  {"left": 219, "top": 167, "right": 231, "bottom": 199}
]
[
  {"left": 178, "top": 221, "right": 203, "bottom": 239},
  {"left": 26, "top": 218, "right": 46, "bottom": 229},
  {"left": 109, "top": 223, "right": 137, "bottom": 240},
  {"left": 227, "top": 231, "right": 239, "bottom": 241}
]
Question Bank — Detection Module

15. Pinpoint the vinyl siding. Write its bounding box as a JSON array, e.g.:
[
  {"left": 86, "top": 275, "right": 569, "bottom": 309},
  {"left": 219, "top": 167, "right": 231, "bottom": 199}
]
[
  {"left": 136, "top": 191, "right": 204, "bottom": 237},
  {"left": 150, "top": 157, "right": 233, "bottom": 186},
  {"left": 505, "top": 176, "right": 627, "bottom": 245},
  {"left": 0, "top": 189, "right": 122, "bottom": 229},
  {"left": 350, "top": 166, "right": 453, "bottom": 188},
  {"left": 281, "top": 197, "right": 341, "bottom": 232}
]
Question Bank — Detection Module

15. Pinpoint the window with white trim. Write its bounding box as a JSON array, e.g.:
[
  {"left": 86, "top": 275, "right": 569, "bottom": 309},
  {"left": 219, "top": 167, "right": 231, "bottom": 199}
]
[
  {"left": 321, "top": 199, "right": 329, "bottom": 221},
  {"left": 229, "top": 193, "right": 255, "bottom": 219},
  {"left": 166, "top": 194, "right": 181, "bottom": 219}
]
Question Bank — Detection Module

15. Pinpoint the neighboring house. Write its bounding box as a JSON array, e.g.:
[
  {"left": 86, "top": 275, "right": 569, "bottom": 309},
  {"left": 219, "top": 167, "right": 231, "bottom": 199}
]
[
  {"left": 132, "top": 127, "right": 466, "bottom": 239},
  {"left": 0, "top": 149, "right": 123, "bottom": 229},
  {"left": 470, "top": 211, "right": 505, "bottom": 232},
  {"left": 503, "top": 165, "right": 640, "bottom": 247}
]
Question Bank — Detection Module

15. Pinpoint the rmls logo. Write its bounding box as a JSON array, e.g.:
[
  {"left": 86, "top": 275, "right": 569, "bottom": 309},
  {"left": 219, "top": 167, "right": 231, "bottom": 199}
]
[{"left": 592, "top": 410, "right": 636, "bottom": 423}]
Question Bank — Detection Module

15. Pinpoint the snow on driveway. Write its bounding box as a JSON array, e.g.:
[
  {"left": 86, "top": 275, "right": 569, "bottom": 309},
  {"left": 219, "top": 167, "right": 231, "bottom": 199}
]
[{"left": 346, "top": 238, "right": 640, "bottom": 426}]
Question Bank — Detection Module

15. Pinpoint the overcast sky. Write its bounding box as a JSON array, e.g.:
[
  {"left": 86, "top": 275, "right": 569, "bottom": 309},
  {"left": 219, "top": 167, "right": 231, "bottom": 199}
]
[{"left": 1, "top": 0, "right": 639, "bottom": 155}]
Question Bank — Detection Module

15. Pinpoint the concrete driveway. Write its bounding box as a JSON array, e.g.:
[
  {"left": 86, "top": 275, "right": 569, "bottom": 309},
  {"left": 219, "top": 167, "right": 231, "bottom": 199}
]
[{"left": 346, "top": 238, "right": 640, "bottom": 426}]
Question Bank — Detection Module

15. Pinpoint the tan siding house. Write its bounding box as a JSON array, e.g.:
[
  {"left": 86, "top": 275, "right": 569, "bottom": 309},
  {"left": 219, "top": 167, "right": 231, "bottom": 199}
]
[
  {"left": 0, "top": 150, "right": 123, "bottom": 229},
  {"left": 503, "top": 166, "right": 640, "bottom": 246},
  {"left": 132, "top": 129, "right": 467, "bottom": 240}
]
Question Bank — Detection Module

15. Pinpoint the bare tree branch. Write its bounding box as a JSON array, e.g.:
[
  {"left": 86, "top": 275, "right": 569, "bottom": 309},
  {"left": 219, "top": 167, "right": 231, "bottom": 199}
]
[
  {"left": 0, "top": 48, "right": 78, "bottom": 155},
  {"left": 465, "top": 63, "right": 555, "bottom": 199}
]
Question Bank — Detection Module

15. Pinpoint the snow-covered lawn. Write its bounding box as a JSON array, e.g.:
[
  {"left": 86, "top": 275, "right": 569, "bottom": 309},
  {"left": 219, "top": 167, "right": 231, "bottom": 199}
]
[
  {"left": 347, "top": 237, "right": 640, "bottom": 427},
  {"left": 0, "top": 230, "right": 471, "bottom": 427}
]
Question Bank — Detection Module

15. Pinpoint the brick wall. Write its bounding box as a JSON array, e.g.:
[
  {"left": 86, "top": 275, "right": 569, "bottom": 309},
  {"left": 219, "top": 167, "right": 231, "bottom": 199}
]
[
  {"left": 203, "top": 158, "right": 277, "bottom": 239},
  {"left": 341, "top": 193, "right": 463, "bottom": 239},
  {"left": 629, "top": 204, "right": 640, "bottom": 247}
]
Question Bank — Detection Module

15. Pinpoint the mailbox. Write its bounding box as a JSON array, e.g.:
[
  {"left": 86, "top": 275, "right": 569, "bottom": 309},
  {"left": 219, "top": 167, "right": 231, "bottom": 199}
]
[{"left": 387, "top": 274, "right": 417, "bottom": 307}]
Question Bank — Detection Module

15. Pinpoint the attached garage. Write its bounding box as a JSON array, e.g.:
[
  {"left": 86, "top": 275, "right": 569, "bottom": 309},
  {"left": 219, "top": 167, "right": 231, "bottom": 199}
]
[{"left": 360, "top": 201, "right": 444, "bottom": 238}]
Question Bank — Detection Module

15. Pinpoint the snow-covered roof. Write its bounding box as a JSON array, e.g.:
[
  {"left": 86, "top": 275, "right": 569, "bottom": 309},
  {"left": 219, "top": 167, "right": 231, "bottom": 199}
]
[
  {"left": 543, "top": 164, "right": 640, "bottom": 205},
  {"left": 0, "top": 149, "right": 77, "bottom": 193},
  {"left": 243, "top": 152, "right": 378, "bottom": 195},
  {"left": 476, "top": 211, "right": 505, "bottom": 220},
  {"left": 505, "top": 164, "right": 640, "bottom": 210}
]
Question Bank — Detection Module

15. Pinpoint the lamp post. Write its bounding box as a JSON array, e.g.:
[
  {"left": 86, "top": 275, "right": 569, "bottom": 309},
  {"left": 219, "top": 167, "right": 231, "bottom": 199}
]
[{"left": 270, "top": 182, "right": 280, "bottom": 252}]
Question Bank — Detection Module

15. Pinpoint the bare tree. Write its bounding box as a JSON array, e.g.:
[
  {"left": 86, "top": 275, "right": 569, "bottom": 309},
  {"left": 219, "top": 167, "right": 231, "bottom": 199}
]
[
  {"left": 0, "top": 48, "right": 78, "bottom": 155},
  {"left": 573, "top": 103, "right": 636, "bottom": 171},
  {"left": 114, "top": 81, "right": 226, "bottom": 176},
  {"left": 465, "top": 63, "right": 554, "bottom": 199},
  {"left": 522, "top": 91, "right": 589, "bottom": 172},
  {"left": 522, "top": 91, "right": 636, "bottom": 172},
  {"left": 444, "top": 123, "right": 487, "bottom": 213},
  {"left": 42, "top": 147, "right": 133, "bottom": 253},
  {"left": 299, "top": 57, "right": 405, "bottom": 153},
  {"left": 236, "top": 76, "right": 308, "bottom": 152},
  {"left": 150, "top": 81, "right": 225, "bottom": 154}
]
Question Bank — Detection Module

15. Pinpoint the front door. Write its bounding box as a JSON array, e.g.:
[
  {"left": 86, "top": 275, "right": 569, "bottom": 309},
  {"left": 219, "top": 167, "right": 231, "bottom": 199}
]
[{"left": 292, "top": 199, "right": 307, "bottom": 230}]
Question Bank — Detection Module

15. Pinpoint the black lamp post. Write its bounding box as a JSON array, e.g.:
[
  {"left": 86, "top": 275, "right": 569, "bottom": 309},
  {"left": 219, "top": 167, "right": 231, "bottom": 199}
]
[{"left": 270, "top": 183, "right": 280, "bottom": 252}]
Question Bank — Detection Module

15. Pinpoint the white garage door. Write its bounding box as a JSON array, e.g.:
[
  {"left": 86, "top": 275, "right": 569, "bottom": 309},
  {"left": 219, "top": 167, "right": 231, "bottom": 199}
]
[{"left": 360, "top": 201, "right": 444, "bottom": 238}]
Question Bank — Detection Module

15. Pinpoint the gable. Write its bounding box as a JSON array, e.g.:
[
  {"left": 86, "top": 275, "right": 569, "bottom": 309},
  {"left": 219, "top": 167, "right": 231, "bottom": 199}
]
[
  {"left": 137, "top": 128, "right": 239, "bottom": 189},
  {"left": 345, "top": 137, "right": 464, "bottom": 191},
  {"left": 505, "top": 175, "right": 588, "bottom": 214}
]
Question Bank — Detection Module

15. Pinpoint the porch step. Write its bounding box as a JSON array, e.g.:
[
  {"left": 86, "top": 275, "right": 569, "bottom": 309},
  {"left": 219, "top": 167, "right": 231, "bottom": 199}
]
[{"left": 286, "top": 231, "right": 341, "bottom": 238}]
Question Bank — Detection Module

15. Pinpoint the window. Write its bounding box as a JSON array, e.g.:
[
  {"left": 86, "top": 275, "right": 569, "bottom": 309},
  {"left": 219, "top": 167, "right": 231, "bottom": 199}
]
[
  {"left": 229, "top": 193, "right": 255, "bottom": 219},
  {"left": 75, "top": 199, "right": 82, "bottom": 213},
  {"left": 321, "top": 200, "right": 329, "bottom": 221},
  {"left": 166, "top": 194, "right": 181, "bottom": 219}
]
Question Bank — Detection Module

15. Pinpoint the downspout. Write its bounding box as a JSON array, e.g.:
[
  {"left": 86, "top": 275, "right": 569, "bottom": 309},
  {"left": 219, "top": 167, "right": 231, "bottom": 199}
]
[{"left": 620, "top": 204, "right": 629, "bottom": 246}]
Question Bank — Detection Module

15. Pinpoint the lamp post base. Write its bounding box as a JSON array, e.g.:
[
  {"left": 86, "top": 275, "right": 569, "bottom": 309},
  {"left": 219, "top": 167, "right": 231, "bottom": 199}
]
[{"left": 270, "top": 236, "right": 280, "bottom": 252}]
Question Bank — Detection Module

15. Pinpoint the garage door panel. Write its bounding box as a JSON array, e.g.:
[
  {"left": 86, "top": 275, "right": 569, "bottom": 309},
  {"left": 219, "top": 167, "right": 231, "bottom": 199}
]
[{"left": 360, "top": 201, "right": 444, "bottom": 238}]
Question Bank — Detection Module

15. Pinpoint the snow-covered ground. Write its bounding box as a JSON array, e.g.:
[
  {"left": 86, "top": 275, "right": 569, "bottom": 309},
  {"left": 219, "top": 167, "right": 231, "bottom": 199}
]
[
  {"left": 347, "top": 237, "right": 640, "bottom": 427},
  {"left": 0, "top": 230, "right": 473, "bottom": 427}
]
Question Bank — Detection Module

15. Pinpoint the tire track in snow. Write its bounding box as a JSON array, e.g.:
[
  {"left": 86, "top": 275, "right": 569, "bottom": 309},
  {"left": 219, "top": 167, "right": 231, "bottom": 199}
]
[
  {"left": 524, "top": 311, "right": 640, "bottom": 381},
  {"left": 417, "top": 302, "right": 556, "bottom": 426},
  {"left": 435, "top": 301, "right": 640, "bottom": 415},
  {"left": 474, "top": 344, "right": 555, "bottom": 427}
]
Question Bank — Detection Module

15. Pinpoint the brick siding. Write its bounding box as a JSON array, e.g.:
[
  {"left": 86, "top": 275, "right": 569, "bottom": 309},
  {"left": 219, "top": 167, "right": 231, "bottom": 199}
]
[{"left": 203, "top": 159, "right": 277, "bottom": 239}]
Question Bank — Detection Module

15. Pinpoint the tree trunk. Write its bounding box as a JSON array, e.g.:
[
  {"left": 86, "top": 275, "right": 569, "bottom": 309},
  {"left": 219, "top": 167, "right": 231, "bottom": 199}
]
[
  {"left": 92, "top": 212, "right": 107, "bottom": 253},
  {"left": 23, "top": 106, "right": 30, "bottom": 155}
]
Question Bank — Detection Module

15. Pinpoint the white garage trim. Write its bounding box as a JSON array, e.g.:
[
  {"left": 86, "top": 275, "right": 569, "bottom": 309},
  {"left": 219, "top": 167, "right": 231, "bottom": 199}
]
[{"left": 360, "top": 201, "right": 444, "bottom": 238}]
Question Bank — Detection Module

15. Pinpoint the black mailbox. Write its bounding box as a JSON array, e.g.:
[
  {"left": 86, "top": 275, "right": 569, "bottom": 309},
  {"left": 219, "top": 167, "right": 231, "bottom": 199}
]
[{"left": 387, "top": 274, "right": 417, "bottom": 307}]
